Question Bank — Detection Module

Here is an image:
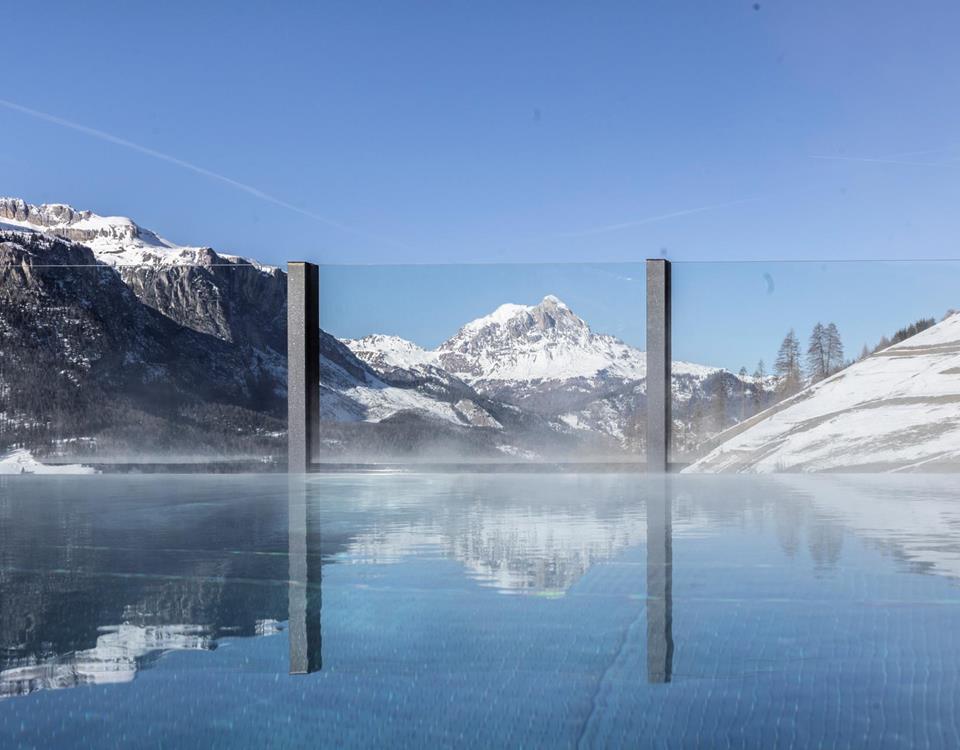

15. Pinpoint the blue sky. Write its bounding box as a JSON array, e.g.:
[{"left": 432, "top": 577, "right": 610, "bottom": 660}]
[
  {"left": 4, "top": 1, "right": 960, "bottom": 367},
  {"left": 320, "top": 261, "right": 960, "bottom": 372}
]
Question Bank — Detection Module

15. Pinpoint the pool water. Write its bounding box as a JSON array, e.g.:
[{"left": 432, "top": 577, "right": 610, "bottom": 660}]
[{"left": 1, "top": 473, "right": 960, "bottom": 748}]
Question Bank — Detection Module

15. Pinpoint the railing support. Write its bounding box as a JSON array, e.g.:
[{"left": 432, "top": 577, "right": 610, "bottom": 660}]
[
  {"left": 287, "top": 261, "right": 320, "bottom": 473},
  {"left": 646, "top": 259, "right": 672, "bottom": 473}
]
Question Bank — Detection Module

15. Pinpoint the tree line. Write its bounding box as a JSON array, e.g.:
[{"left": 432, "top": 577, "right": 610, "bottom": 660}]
[{"left": 756, "top": 314, "right": 941, "bottom": 402}]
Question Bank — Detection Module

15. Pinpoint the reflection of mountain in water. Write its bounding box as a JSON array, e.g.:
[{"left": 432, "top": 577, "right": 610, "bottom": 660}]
[
  {"left": 5, "top": 474, "right": 960, "bottom": 701},
  {"left": 332, "top": 474, "right": 960, "bottom": 595},
  {"left": 346, "top": 508, "right": 650, "bottom": 594},
  {"left": 0, "top": 476, "right": 308, "bottom": 699},
  {"left": 332, "top": 474, "right": 689, "bottom": 594},
  {"left": 2, "top": 624, "right": 213, "bottom": 698},
  {"left": 777, "top": 475, "right": 960, "bottom": 582}
]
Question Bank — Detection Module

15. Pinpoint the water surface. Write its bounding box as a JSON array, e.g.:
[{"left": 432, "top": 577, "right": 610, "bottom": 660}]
[{"left": 1, "top": 473, "right": 959, "bottom": 748}]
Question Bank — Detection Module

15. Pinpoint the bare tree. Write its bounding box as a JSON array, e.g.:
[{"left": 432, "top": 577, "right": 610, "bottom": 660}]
[
  {"left": 806, "top": 322, "right": 829, "bottom": 381},
  {"left": 752, "top": 359, "right": 767, "bottom": 411},
  {"left": 775, "top": 330, "right": 802, "bottom": 397},
  {"left": 825, "top": 323, "right": 844, "bottom": 374}
]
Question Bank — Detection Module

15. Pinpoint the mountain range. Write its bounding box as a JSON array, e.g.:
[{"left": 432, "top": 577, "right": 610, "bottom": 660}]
[{"left": 0, "top": 197, "right": 769, "bottom": 465}]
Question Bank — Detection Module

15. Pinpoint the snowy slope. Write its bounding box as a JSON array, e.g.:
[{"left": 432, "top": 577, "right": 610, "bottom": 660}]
[
  {"left": 0, "top": 197, "right": 270, "bottom": 269},
  {"left": 687, "top": 313, "right": 960, "bottom": 472}
]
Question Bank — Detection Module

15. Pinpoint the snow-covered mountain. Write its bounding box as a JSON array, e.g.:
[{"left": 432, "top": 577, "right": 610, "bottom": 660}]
[
  {"left": 0, "top": 195, "right": 770, "bottom": 463},
  {"left": 435, "top": 295, "right": 648, "bottom": 383},
  {"left": 0, "top": 197, "right": 271, "bottom": 269},
  {"left": 348, "top": 295, "right": 713, "bottom": 386},
  {"left": 0, "top": 204, "right": 288, "bottom": 463},
  {"left": 687, "top": 312, "right": 960, "bottom": 472},
  {"left": 343, "top": 296, "right": 767, "bottom": 457}
]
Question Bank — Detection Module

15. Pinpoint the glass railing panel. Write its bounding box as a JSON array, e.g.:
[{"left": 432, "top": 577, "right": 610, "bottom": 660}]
[
  {"left": 316, "top": 262, "right": 647, "bottom": 465},
  {"left": 0, "top": 238, "right": 286, "bottom": 470},
  {"left": 672, "top": 260, "right": 960, "bottom": 472}
]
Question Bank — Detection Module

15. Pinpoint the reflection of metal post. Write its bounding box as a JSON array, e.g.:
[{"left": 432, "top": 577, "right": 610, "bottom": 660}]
[
  {"left": 646, "top": 479, "right": 673, "bottom": 683},
  {"left": 289, "top": 476, "right": 322, "bottom": 674},
  {"left": 287, "top": 262, "right": 320, "bottom": 473},
  {"left": 646, "top": 259, "right": 672, "bottom": 473}
]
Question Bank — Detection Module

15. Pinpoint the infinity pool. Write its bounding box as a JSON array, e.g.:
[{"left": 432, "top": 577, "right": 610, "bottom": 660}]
[{"left": 1, "top": 473, "right": 959, "bottom": 748}]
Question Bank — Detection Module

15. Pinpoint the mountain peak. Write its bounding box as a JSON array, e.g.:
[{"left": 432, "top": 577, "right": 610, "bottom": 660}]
[
  {"left": 0, "top": 196, "right": 270, "bottom": 270},
  {"left": 538, "top": 294, "right": 567, "bottom": 308}
]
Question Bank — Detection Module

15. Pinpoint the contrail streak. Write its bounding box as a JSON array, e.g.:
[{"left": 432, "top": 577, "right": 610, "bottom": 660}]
[
  {"left": 0, "top": 97, "right": 406, "bottom": 248},
  {"left": 559, "top": 197, "right": 760, "bottom": 238}
]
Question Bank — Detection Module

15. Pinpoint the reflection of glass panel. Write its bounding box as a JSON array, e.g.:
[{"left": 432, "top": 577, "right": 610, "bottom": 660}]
[
  {"left": 317, "top": 263, "right": 648, "bottom": 464},
  {"left": 0, "top": 242, "right": 286, "bottom": 468}
]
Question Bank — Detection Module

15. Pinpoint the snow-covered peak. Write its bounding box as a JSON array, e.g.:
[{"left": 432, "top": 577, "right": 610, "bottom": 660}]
[
  {"left": 343, "top": 296, "right": 723, "bottom": 387},
  {"left": 458, "top": 296, "right": 580, "bottom": 337},
  {"left": 434, "top": 296, "right": 642, "bottom": 383},
  {"left": 0, "top": 197, "right": 268, "bottom": 269},
  {"left": 344, "top": 334, "right": 437, "bottom": 369}
]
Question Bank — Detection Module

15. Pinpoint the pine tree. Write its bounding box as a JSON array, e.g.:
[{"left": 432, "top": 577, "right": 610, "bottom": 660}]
[
  {"left": 825, "top": 323, "right": 844, "bottom": 374},
  {"left": 806, "top": 322, "right": 828, "bottom": 381},
  {"left": 859, "top": 343, "right": 870, "bottom": 360},
  {"left": 774, "top": 330, "right": 802, "bottom": 397}
]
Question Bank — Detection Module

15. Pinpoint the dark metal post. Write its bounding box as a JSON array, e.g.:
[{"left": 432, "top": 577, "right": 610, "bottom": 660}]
[
  {"left": 287, "top": 261, "right": 320, "bottom": 473},
  {"left": 646, "top": 259, "right": 672, "bottom": 473}
]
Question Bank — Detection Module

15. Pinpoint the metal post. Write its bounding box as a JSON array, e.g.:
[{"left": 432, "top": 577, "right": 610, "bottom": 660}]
[
  {"left": 287, "top": 261, "right": 320, "bottom": 473},
  {"left": 646, "top": 259, "right": 672, "bottom": 473}
]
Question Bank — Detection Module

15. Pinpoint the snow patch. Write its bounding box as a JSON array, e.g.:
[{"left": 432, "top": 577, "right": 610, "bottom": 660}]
[{"left": 0, "top": 449, "right": 96, "bottom": 475}]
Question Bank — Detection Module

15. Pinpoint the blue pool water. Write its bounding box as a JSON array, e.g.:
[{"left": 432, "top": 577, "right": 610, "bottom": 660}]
[{"left": 1, "top": 473, "right": 960, "bottom": 748}]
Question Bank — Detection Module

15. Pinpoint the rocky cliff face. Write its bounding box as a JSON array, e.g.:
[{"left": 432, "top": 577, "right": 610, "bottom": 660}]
[
  {"left": 117, "top": 253, "right": 287, "bottom": 349},
  {"left": 0, "top": 197, "right": 156, "bottom": 246},
  {"left": 0, "top": 231, "right": 285, "bottom": 461}
]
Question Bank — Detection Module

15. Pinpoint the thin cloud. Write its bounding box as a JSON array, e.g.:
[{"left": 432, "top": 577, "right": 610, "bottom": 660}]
[
  {"left": 559, "top": 197, "right": 760, "bottom": 238},
  {"left": 0, "top": 97, "right": 406, "bottom": 248}
]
